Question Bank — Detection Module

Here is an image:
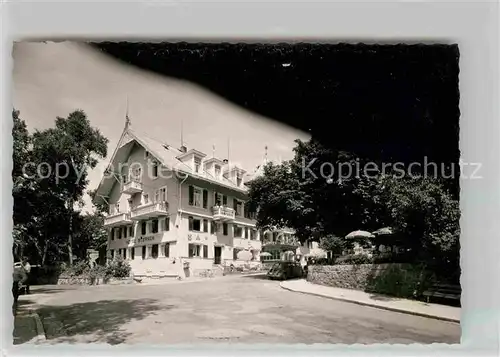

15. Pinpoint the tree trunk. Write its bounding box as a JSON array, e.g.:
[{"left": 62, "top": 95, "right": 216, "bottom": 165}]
[
  {"left": 42, "top": 243, "right": 48, "bottom": 266},
  {"left": 68, "top": 198, "right": 74, "bottom": 266}
]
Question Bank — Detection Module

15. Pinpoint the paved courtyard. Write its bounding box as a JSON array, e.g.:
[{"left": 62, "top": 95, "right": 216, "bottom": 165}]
[{"left": 21, "top": 275, "right": 460, "bottom": 345}]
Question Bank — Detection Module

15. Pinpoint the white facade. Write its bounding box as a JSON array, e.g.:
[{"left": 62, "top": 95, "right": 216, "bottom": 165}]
[{"left": 94, "top": 127, "right": 299, "bottom": 278}]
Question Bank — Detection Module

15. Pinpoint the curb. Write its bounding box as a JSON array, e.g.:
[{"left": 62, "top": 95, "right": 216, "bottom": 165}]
[
  {"left": 280, "top": 283, "right": 460, "bottom": 324},
  {"left": 28, "top": 309, "right": 46, "bottom": 343}
]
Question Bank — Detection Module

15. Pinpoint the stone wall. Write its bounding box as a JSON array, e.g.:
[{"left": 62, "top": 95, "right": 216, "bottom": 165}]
[
  {"left": 307, "top": 264, "right": 429, "bottom": 298},
  {"left": 57, "top": 276, "right": 135, "bottom": 285}
]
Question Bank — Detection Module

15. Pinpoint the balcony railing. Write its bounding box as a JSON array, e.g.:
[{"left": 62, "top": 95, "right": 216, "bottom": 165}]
[
  {"left": 212, "top": 205, "right": 235, "bottom": 221},
  {"left": 121, "top": 180, "right": 143, "bottom": 194},
  {"left": 262, "top": 237, "right": 300, "bottom": 247},
  {"left": 104, "top": 212, "right": 132, "bottom": 227},
  {"left": 130, "top": 201, "right": 169, "bottom": 220}
]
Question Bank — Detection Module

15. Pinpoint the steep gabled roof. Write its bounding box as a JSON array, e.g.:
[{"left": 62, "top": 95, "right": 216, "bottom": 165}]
[{"left": 93, "top": 128, "right": 247, "bottom": 206}]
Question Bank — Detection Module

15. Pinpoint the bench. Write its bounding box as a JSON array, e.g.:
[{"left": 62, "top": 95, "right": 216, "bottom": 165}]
[{"left": 423, "top": 283, "right": 461, "bottom": 303}]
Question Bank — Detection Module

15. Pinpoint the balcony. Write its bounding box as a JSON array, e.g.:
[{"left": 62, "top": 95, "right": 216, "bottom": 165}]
[
  {"left": 121, "top": 180, "right": 143, "bottom": 194},
  {"left": 104, "top": 212, "right": 132, "bottom": 227},
  {"left": 130, "top": 201, "right": 169, "bottom": 220},
  {"left": 212, "top": 206, "right": 235, "bottom": 221}
]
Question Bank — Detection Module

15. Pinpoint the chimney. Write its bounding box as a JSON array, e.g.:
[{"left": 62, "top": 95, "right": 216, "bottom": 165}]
[{"left": 180, "top": 145, "right": 187, "bottom": 153}]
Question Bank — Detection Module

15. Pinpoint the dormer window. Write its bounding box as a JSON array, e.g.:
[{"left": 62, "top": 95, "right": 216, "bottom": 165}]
[
  {"left": 237, "top": 174, "right": 242, "bottom": 187},
  {"left": 194, "top": 157, "right": 202, "bottom": 173},
  {"left": 215, "top": 164, "right": 221, "bottom": 178}
]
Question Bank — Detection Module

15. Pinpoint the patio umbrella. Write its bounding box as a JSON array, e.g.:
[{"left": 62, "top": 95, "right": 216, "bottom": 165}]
[
  {"left": 372, "top": 227, "right": 394, "bottom": 236},
  {"left": 237, "top": 250, "right": 252, "bottom": 261},
  {"left": 345, "top": 230, "right": 374, "bottom": 239},
  {"left": 260, "top": 252, "right": 272, "bottom": 257}
]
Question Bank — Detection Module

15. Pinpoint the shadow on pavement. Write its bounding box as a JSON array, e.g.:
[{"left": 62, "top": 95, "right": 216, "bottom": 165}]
[
  {"left": 241, "top": 274, "right": 270, "bottom": 281},
  {"left": 37, "top": 298, "right": 169, "bottom": 345},
  {"left": 25, "top": 286, "right": 74, "bottom": 295},
  {"left": 368, "top": 293, "right": 398, "bottom": 302}
]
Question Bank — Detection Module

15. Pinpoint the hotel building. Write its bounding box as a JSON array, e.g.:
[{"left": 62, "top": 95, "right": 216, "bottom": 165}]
[{"left": 93, "top": 120, "right": 320, "bottom": 278}]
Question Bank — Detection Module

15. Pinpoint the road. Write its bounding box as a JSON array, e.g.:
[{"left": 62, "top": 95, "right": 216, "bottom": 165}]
[{"left": 22, "top": 275, "right": 460, "bottom": 345}]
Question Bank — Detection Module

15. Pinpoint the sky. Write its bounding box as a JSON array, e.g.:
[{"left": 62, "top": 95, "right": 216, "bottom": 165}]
[{"left": 12, "top": 42, "right": 309, "bottom": 212}]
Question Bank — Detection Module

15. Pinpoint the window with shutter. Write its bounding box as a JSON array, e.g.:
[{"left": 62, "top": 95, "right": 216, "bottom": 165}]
[
  {"left": 141, "top": 221, "right": 147, "bottom": 235},
  {"left": 234, "top": 225, "right": 243, "bottom": 238},
  {"left": 188, "top": 216, "right": 194, "bottom": 231},
  {"left": 152, "top": 219, "right": 159, "bottom": 233},
  {"left": 211, "top": 221, "right": 217, "bottom": 234},
  {"left": 214, "top": 192, "right": 222, "bottom": 206},
  {"left": 223, "top": 223, "right": 228, "bottom": 236},
  {"left": 194, "top": 157, "right": 202, "bottom": 173},
  {"left": 188, "top": 244, "right": 193, "bottom": 257},
  {"left": 193, "top": 188, "right": 202, "bottom": 207},
  {"left": 223, "top": 195, "right": 227, "bottom": 205},
  {"left": 188, "top": 244, "right": 201, "bottom": 257},
  {"left": 163, "top": 217, "right": 170, "bottom": 231},
  {"left": 164, "top": 243, "right": 170, "bottom": 258},
  {"left": 203, "top": 245, "right": 208, "bottom": 258},
  {"left": 203, "top": 219, "right": 208, "bottom": 232},
  {"left": 151, "top": 244, "right": 159, "bottom": 259},
  {"left": 203, "top": 189, "right": 208, "bottom": 208},
  {"left": 129, "top": 226, "right": 134, "bottom": 237},
  {"left": 131, "top": 248, "right": 135, "bottom": 260},
  {"left": 124, "top": 227, "right": 128, "bottom": 238},
  {"left": 188, "top": 186, "right": 194, "bottom": 205}
]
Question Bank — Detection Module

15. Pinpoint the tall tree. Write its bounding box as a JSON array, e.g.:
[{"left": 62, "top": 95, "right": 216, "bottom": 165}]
[
  {"left": 247, "top": 137, "right": 460, "bottom": 272},
  {"left": 31, "top": 110, "right": 108, "bottom": 265},
  {"left": 247, "top": 139, "right": 387, "bottom": 242},
  {"left": 16, "top": 110, "right": 108, "bottom": 265}
]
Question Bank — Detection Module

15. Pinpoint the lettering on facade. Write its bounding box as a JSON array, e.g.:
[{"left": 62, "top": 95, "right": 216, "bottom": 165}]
[
  {"left": 188, "top": 234, "right": 202, "bottom": 241},
  {"left": 137, "top": 236, "right": 155, "bottom": 244}
]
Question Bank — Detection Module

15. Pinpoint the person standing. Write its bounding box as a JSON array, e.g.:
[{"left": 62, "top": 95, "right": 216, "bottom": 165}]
[
  {"left": 21, "top": 257, "right": 31, "bottom": 294},
  {"left": 12, "top": 263, "right": 28, "bottom": 316}
]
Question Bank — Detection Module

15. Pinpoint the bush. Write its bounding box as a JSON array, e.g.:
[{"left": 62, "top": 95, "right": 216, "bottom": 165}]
[
  {"left": 364, "top": 263, "right": 429, "bottom": 298},
  {"left": 60, "top": 260, "right": 91, "bottom": 278},
  {"left": 105, "top": 256, "right": 131, "bottom": 278},
  {"left": 334, "top": 254, "right": 373, "bottom": 265},
  {"left": 89, "top": 264, "right": 107, "bottom": 279}
]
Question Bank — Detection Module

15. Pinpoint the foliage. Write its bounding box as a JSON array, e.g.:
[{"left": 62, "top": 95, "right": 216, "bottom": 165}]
[
  {"left": 88, "top": 188, "right": 109, "bottom": 216},
  {"left": 73, "top": 212, "right": 109, "bottom": 254},
  {"left": 247, "top": 138, "right": 460, "bottom": 271},
  {"left": 334, "top": 254, "right": 373, "bottom": 265},
  {"left": 365, "top": 263, "right": 431, "bottom": 299},
  {"left": 12, "top": 109, "right": 109, "bottom": 266},
  {"left": 247, "top": 139, "right": 387, "bottom": 243},
  {"left": 60, "top": 260, "right": 92, "bottom": 278},
  {"left": 379, "top": 176, "right": 460, "bottom": 264},
  {"left": 106, "top": 256, "right": 132, "bottom": 278},
  {"left": 60, "top": 257, "right": 131, "bottom": 281},
  {"left": 319, "top": 234, "right": 353, "bottom": 256}
]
